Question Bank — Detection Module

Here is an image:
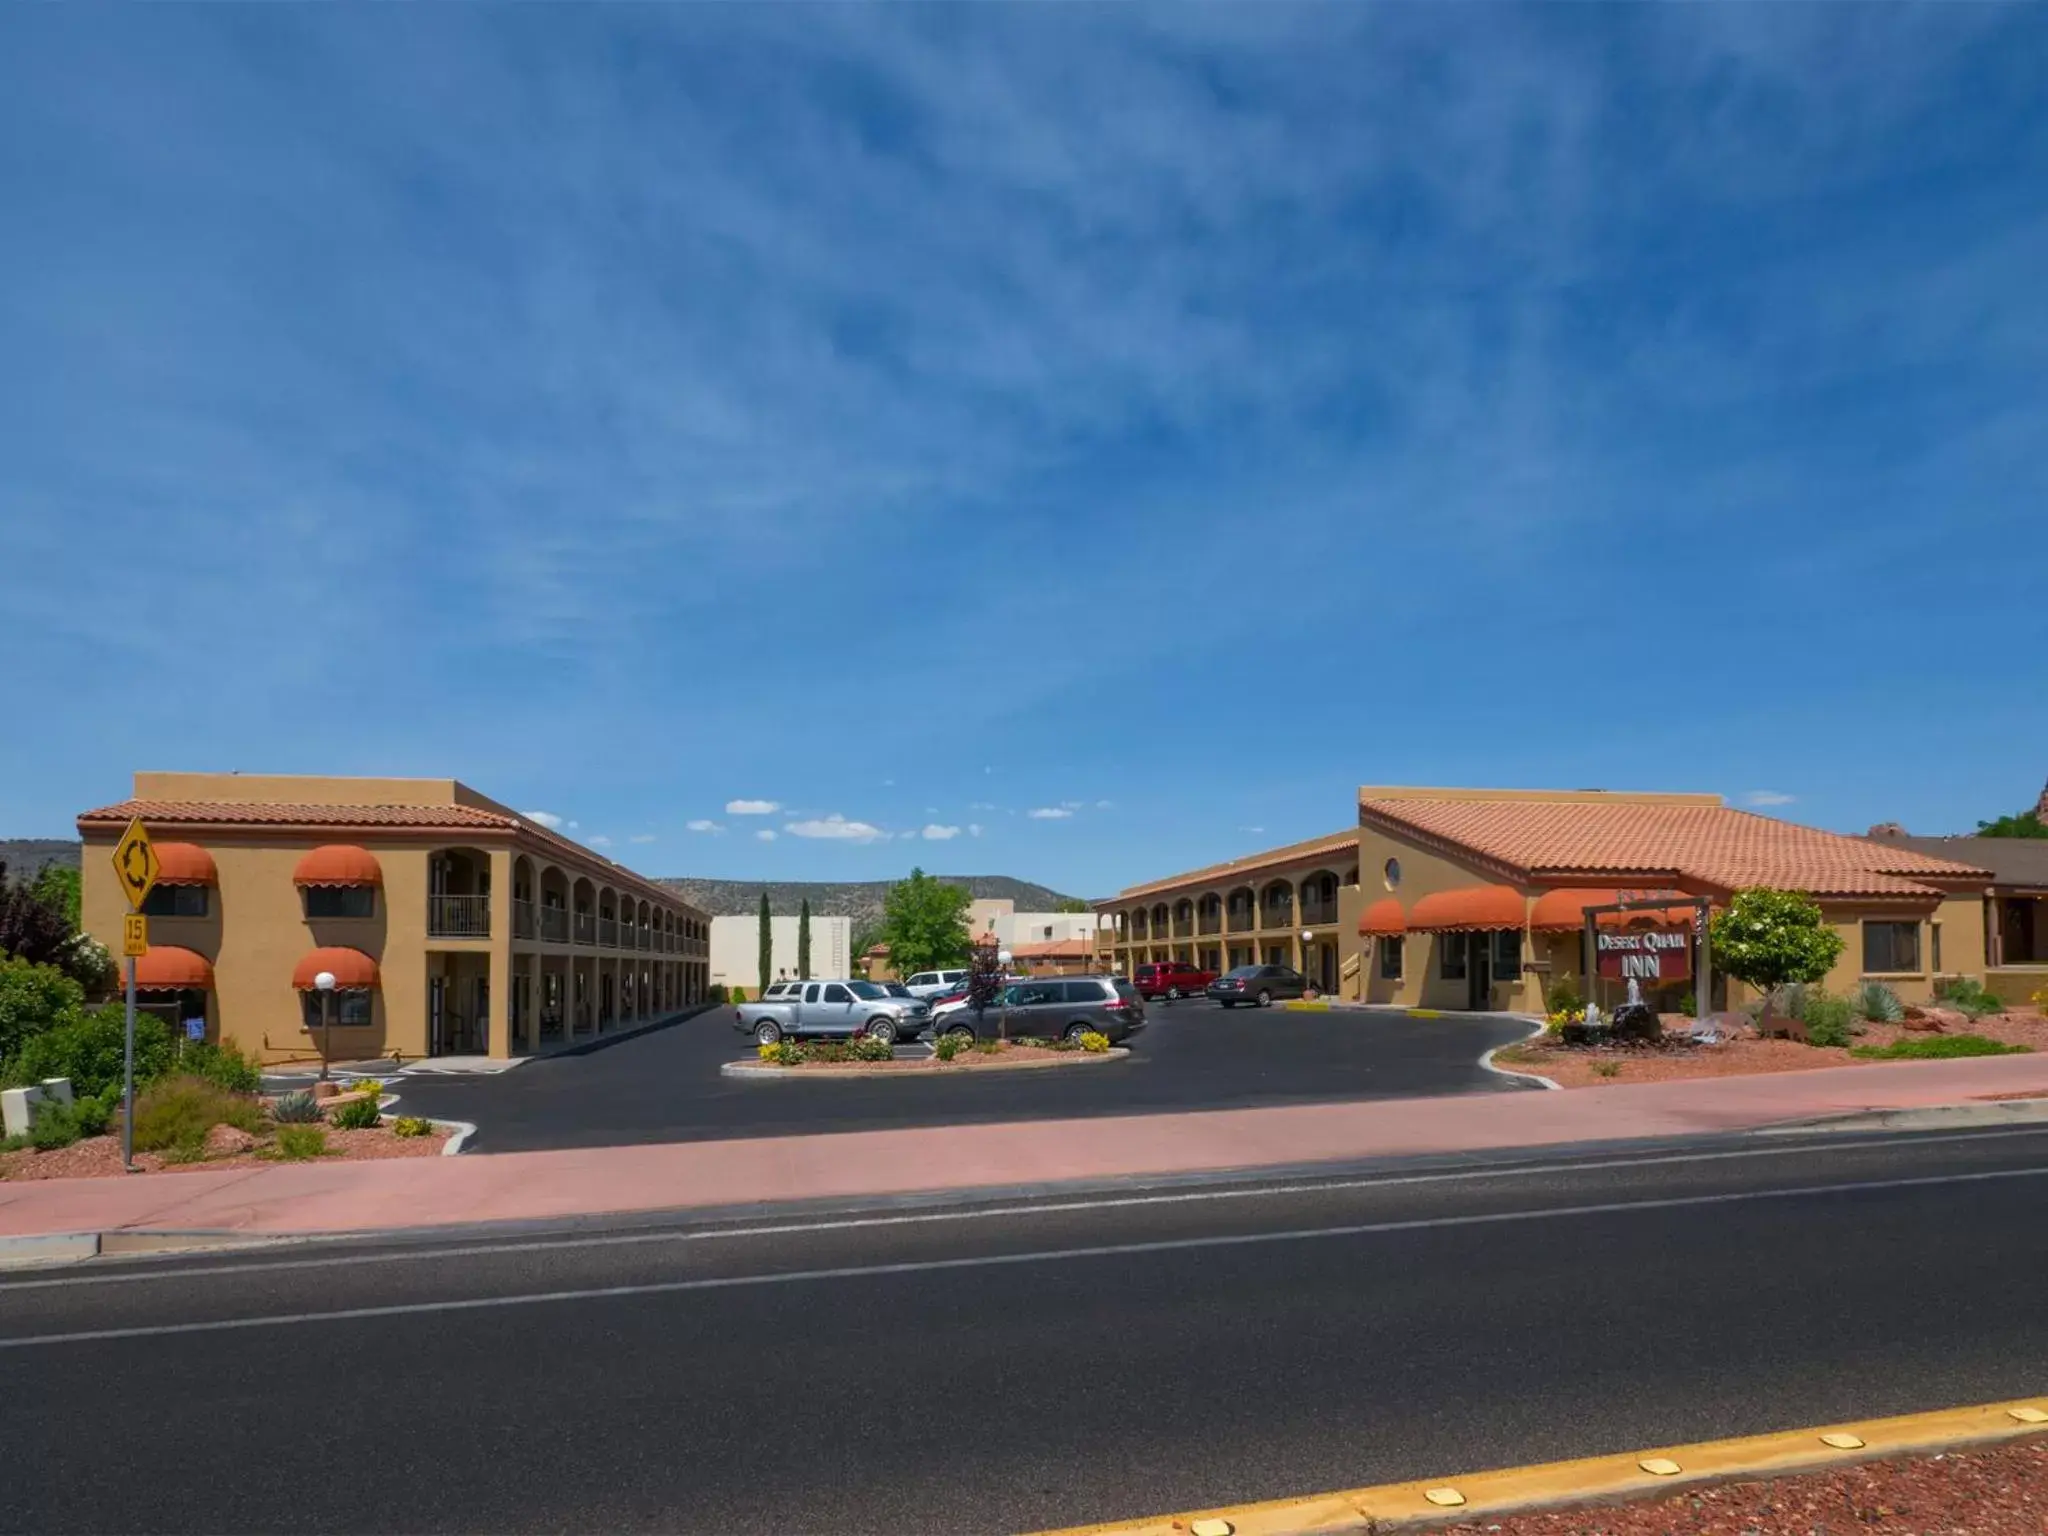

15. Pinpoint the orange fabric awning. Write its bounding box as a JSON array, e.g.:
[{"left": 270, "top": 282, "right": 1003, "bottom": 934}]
[
  {"left": 292, "top": 946, "right": 380, "bottom": 990},
  {"left": 153, "top": 843, "right": 218, "bottom": 886},
  {"left": 293, "top": 845, "right": 382, "bottom": 887},
  {"left": 1358, "top": 897, "right": 1406, "bottom": 937},
  {"left": 1529, "top": 888, "right": 1697, "bottom": 931},
  {"left": 134, "top": 946, "right": 214, "bottom": 990},
  {"left": 1407, "top": 884, "right": 1526, "bottom": 932}
]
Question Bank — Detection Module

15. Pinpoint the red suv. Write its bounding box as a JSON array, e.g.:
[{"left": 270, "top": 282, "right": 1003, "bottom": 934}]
[{"left": 1133, "top": 960, "right": 1216, "bottom": 1000}]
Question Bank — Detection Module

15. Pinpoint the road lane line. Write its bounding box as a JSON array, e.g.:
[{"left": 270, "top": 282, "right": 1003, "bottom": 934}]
[
  {"left": 4, "top": 1162, "right": 2046, "bottom": 1349},
  {"left": 6, "top": 1124, "right": 2046, "bottom": 1294}
]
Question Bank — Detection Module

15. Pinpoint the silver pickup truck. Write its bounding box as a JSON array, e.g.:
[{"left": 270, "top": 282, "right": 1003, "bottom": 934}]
[{"left": 733, "top": 979, "right": 930, "bottom": 1046}]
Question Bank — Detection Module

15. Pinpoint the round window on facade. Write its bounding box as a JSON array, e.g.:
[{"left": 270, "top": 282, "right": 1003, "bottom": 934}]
[{"left": 1383, "top": 857, "right": 1402, "bottom": 891}]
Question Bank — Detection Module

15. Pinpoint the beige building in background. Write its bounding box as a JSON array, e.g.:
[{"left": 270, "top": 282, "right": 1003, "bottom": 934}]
[
  {"left": 78, "top": 773, "right": 710, "bottom": 1064},
  {"left": 1098, "top": 787, "right": 1996, "bottom": 1013}
]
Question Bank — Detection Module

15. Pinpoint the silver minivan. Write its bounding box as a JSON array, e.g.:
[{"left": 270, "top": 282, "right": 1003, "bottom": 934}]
[{"left": 933, "top": 976, "right": 1146, "bottom": 1044}]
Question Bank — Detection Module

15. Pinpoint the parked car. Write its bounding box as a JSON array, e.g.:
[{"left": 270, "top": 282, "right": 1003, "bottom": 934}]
[
  {"left": 1133, "top": 960, "right": 1216, "bottom": 1001},
  {"left": 733, "top": 980, "right": 931, "bottom": 1046},
  {"left": 878, "top": 982, "right": 914, "bottom": 999},
  {"left": 903, "top": 969, "right": 970, "bottom": 1000},
  {"left": 932, "top": 976, "right": 1146, "bottom": 1044},
  {"left": 1206, "top": 964, "right": 1308, "bottom": 1008}
]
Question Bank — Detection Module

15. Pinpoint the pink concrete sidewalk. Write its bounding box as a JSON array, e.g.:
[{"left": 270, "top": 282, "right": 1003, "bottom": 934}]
[{"left": 6, "top": 1054, "right": 2048, "bottom": 1242}]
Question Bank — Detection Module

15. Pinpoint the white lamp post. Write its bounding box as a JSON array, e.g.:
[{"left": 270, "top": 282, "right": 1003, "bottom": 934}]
[
  {"left": 313, "top": 970, "right": 337, "bottom": 1081},
  {"left": 1301, "top": 929, "right": 1315, "bottom": 993}
]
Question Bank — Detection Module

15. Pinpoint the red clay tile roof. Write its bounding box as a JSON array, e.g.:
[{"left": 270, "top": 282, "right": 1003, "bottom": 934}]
[
  {"left": 1114, "top": 829, "right": 1359, "bottom": 902},
  {"left": 76, "top": 799, "right": 701, "bottom": 914},
  {"left": 1011, "top": 938, "right": 1094, "bottom": 959},
  {"left": 1358, "top": 796, "right": 1991, "bottom": 900}
]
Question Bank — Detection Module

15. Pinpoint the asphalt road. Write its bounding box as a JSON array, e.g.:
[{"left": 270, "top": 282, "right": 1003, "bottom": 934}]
[
  {"left": 7, "top": 1126, "right": 2048, "bottom": 1533},
  {"left": 380, "top": 1000, "right": 1535, "bottom": 1151}
]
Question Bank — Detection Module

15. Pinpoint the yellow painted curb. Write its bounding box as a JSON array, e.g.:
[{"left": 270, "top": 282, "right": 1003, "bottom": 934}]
[
  {"left": 1406, "top": 1008, "right": 1443, "bottom": 1019},
  {"left": 1022, "top": 1397, "right": 2048, "bottom": 1536},
  {"left": 1282, "top": 1000, "right": 1333, "bottom": 1012}
]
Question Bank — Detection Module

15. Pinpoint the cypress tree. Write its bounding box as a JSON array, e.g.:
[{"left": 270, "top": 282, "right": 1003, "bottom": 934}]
[
  {"left": 797, "top": 898, "right": 813, "bottom": 980},
  {"left": 758, "top": 891, "right": 773, "bottom": 998}
]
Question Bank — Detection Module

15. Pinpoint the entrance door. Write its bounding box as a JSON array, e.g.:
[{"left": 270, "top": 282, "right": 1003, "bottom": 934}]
[
  {"left": 1468, "top": 942, "right": 1491, "bottom": 1011},
  {"left": 469, "top": 977, "right": 489, "bottom": 1054},
  {"left": 428, "top": 977, "right": 446, "bottom": 1056}
]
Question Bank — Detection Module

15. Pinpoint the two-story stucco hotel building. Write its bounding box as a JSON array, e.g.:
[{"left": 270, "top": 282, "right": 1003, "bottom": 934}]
[
  {"left": 1097, "top": 786, "right": 1995, "bottom": 1014},
  {"left": 78, "top": 773, "right": 711, "bottom": 1064}
]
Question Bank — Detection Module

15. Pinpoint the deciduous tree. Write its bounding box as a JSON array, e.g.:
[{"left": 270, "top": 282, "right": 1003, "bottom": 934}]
[
  {"left": 876, "top": 868, "right": 971, "bottom": 978},
  {"left": 1708, "top": 888, "right": 1845, "bottom": 1008}
]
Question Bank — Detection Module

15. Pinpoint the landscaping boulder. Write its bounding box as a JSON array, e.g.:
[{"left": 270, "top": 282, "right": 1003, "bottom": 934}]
[
  {"left": 204, "top": 1124, "right": 258, "bottom": 1156},
  {"left": 1608, "top": 1002, "right": 1661, "bottom": 1045},
  {"left": 1901, "top": 1007, "right": 1946, "bottom": 1033},
  {"left": 312, "top": 1081, "right": 344, "bottom": 1101}
]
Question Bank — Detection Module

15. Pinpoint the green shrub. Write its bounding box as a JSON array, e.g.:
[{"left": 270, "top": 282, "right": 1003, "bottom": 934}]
[
  {"left": 178, "top": 1040, "right": 263, "bottom": 1094},
  {"left": 1850, "top": 980, "right": 1905, "bottom": 1024},
  {"left": 329, "top": 1092, "right": 381, "bottom": 1131},
  {"left": 1934, "top": 976, "right": 2004, "bottom": 1020},
  {"left": 391, "top": 1115, "right": 434, "bottom": 1138},
  {"left": 274, "top": 1125, "right": 328, "bottom": 1160},
  {"left": 1801, "top": 992, "right": 1857, "bottom": 1048},
  {"left": 933, "top": 1033, "right": 964, "bottom": 1062},
  {"left": 0, "top": 957, "right": 85, "bottom": 1065},
  {"left": 1851, "top": 1034, "right": 2030, "bottom": 1061},
  {"left": 848, "top": 1034, "right": 894, "bottom": 1063},
  {"left": 1544, "top": 979, "right": 1583, "bottom": 1017},
  {"left": 270, "top": 1090, "right": 322, "bottom": 1123},
  {"left": 29, "top": 1100, "right": 84, "bottom": 1151},
  {"left": 1077, "top": 1031, "right": 1111, "bottom": 1054},
  {"left": 11, "top": 1006, "right": 173, "bottom": 1099},
  {"left": 130, "top": 1076, "right": 264, "bottom": 1154},
  {"left": 1590, "top": 1060, "right": 1623, "bottom": 1078},
  {"left": 1675, "top": 991, "right": 1698, "bottom": 1019},
  {"left": 68, "top": 1089, "right": 114, "bottom": 1138},
  {"left": 0, "top": 1132, "right": 28, "bottom": 1153},
  {"left": 974, "top": 1037, "right": 1004, "bottom": 1055}
]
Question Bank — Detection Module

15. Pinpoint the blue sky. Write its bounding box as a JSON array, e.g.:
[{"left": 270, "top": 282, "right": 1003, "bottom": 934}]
[{"left": 3, "top": 5, "right": 2044, "bottom": 898}]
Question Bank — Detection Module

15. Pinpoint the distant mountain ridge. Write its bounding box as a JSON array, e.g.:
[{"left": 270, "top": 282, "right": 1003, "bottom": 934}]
[
  {"left": 657, "top": 874, "right": 1083, "bottom": 927},
  {"left": 0, "top": 839, "right": 81, "bottom": 880}
]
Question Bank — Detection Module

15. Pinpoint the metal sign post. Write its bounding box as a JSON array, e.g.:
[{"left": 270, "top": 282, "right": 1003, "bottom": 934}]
[{"left": 110, "top": 819, "right": 160, "bottom": 1174}]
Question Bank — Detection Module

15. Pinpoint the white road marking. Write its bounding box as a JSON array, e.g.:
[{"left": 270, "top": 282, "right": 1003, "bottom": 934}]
[
  {"left": 5, "top": 1125, "right": 2045, "bottom": 1294},
  {"left": 4, "top": 1162, "right": 2045, "bottom": 1349}
]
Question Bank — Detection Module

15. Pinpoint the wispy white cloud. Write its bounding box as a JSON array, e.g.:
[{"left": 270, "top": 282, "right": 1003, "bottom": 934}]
[
  {"left": 726, "top": 799, "right": 781, "bottom": 816},
  {"left": 1239, "top": 825, "right": 1266, "bottom": 834},
  {"left": 1745, "top": 790, "right": 1797, "bottom": 807},
  {"left": 968, "top": 823, "right": 985, "bottom": 837},
  {"left": 1028, "top": 806, "right": 1073, "bottom": 820},
  {"left": 588, "top": 834, "right": 613, "bottom": 848},
  {"left": 522, "top": 810, "right": 564, "bottom": 830},
  {"left": 755, "top": 828, "right": 778, "bottom": 842},
  {"left": 686, "top": 819, "right": 725, "bottom": 834},
  {"left": 1095, "top": 800, "right": 1115, "bottom": 810},
  {"left": 921, "top": 824, "right": 961, "bottom": 840},
  {"left": 786, "top": 813, "right": 886, "bottom": 842},
  {"left": 629, "top": 833, "right": 657, "bottom": 844}
]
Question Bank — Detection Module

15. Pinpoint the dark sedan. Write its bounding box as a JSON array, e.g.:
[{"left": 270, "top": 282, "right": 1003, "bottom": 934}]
[{"left": 1206, "top": 963, "right": 1308, "bottom": 1008}]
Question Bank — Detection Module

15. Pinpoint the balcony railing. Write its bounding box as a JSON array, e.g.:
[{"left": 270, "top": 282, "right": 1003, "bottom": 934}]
[
  {"left": 1300, "top": 901, "right": 1339, "bottom": 927},
  {"left": 513, "top": 899, "right": 536, "bottom": 940},
  {"left": 539, "top": 906, "right": 569, "bottom": 943},
  {"left": 639, "top": 930, "right": 652, "bottom": 951},
  {"left": 1197, "top": 915, "right": 1222, "bottom": 936},
  {"left": 1172, "top": 919, "right": 1194, "bottom": 938},
  {"left": 599, "top": 917, "right": 619, "bottom": 947},
  {"left": 574, "top": 911, "right": 596, "bottom": 945},
  {"left": 429, "top": 894, "right": 491, "bottom": 939},
  {"left": 1226, "top": 910, "right": 1255, "bottom": 933}
]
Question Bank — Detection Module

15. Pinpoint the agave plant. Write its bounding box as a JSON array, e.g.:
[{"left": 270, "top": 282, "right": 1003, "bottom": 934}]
[
  {"left": 1852, "top": 979, "right": 1905, "bottom": 1023},
  {"left": 270, "top": 1090, "right": 323, "bottom": 1124}
]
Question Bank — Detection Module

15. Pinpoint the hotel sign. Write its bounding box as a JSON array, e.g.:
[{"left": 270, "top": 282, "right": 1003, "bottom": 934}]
[{"left": 1595, "top": 927, "right": 1692, "bottom": 982}]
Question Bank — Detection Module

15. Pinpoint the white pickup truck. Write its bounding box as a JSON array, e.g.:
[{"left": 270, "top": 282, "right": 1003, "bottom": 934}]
[{"left": 732, "top": 980, "right": 930, "bottom": 1047}]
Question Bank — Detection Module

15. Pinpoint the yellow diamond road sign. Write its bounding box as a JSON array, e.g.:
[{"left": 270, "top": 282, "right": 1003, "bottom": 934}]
[{"left": 112, "top": 818, "right": 159, "bottom": 911}]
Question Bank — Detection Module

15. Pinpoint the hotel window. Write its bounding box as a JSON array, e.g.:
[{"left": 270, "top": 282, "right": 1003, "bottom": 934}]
[
  {"left": 1863, "top": 921, "right": 1921, "bottom": 974},
  {"left": 1379, "top": 937, "right": 1404, "bottom": 981},
  {"left": 1492, "top": 930, "right": 1522, "bottom": 979},
  {"left": 1931, "top": 922, "right": 1942, "bottom": 974},
  {"left": 1439, "top": 932, "right": 1468, "bottom": 981},
  {"left": 305, "top": 886, "right": 376, "bottom": 919},
  {"left": 300, "top": 990, "right": 373, "bottom": 1029},
  {"left": 141, "top": 885, "right": 208, "bottom": 918}
]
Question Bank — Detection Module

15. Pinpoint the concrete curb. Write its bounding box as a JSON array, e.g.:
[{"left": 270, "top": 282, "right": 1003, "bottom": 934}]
[
  {"left": 434, "top": 1118, "right": 479, "bottom": 1154},
  {"left": 1478, "top": 1017, "right": 1561, "bottom": 1091},
  {"left": 0, "top": 1228, "right": 305, "bottom": 1270},
  {"left": 721, "top": 1048, "right": 1132, "bottom": 1081},
  {"left": 1025, "top": 1396, "right": 2048, "bottom": 1535},
  {"left": 1759, "top": 1097, "right": 2048, "bottom": 1136}
]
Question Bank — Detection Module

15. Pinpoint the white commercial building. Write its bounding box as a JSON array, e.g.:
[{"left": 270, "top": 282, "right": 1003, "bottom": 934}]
[
  {"left": 964, "top": 899, "right": 1099, "bottom": 953},
  {"left": 709, "top": 914, "right": 852, "bottom": 992}
]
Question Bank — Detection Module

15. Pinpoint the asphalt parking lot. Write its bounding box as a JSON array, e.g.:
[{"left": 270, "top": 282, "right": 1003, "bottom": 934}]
[{"left": 383, "top": 999, "right": 1536, "bottom": 1152}]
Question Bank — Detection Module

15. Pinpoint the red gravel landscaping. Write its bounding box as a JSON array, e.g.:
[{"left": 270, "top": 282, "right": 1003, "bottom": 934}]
[
  {"left": 1496, "top": 1011, "right": 2048, "bottom": 1091},
  {"left": 1446, "top": 1438, "right": 2048, "bottom": 1534},
  {"left": 0, "top": 1124, "right": 452, "bottom": 1180}
]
